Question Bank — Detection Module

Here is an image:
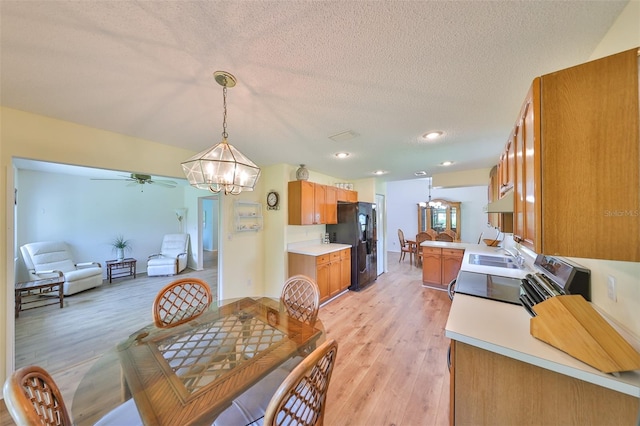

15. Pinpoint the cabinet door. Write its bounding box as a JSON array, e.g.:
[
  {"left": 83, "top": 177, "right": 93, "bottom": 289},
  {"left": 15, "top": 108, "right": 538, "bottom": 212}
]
[
  {"left": 340, "top": 249, "right": 351, "bottom": 291},
  {"left": 442, "top": 249, "right": 463, "bottom": 285},
  {"left": 328, "top": 252, "right": 341, "bottom": 297},
  {"left": 325, "top": 185, "right": 338, "bottom": 225},
  {"left": 488, "top": 166, "right": 499, "bottom": 228},
  {"left": 288, "top": 180, "right": 316, "bottom": 225},
  {"left": 422, "top": 248, "right": 442, "bottom": 285},
  {"left": 314, "top": 183, "right": 326, "bottom": 224},
  {"left": 316, "top": 261, "right": 330, "bottom": 302},
  {"left": 513, "top": 78, "right": 540, "bottom": 251},
  {"left": 540, "top": 48, "right": 639, "bottom": 261}
]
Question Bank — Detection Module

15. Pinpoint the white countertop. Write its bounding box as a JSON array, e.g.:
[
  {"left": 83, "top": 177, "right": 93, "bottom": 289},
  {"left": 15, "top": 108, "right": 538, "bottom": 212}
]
[
  {"left": 443, "top": 243, "right": 640, "bottom": 397},
  {"left": 287, "top": 243, "right": 351, "bottom": 256},
  {"left": 421, "top": 240, "right": 533, "bottom": 279}
]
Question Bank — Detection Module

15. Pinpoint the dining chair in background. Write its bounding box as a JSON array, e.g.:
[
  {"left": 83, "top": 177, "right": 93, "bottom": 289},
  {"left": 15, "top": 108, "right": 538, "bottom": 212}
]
[
  {"left": 397, "top": 229, "right": 413, "bottom": 263},
  {"left": 280, "top": 275, "right": 320, "bottom": 327},
  {"left": 415, "top": 232, "right": 433, "bottom": 266},
  {"left": 152, "top": 278, "right": 213, "bottom": 328},
  {"left": 3, "top": 365, "right": 142, "bottom": 426}
]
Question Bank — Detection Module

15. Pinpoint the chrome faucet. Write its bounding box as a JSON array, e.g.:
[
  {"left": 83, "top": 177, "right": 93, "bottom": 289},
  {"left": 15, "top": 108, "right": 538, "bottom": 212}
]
[{"left": 504, "top": 247, "right": 526, "bottom": 267}]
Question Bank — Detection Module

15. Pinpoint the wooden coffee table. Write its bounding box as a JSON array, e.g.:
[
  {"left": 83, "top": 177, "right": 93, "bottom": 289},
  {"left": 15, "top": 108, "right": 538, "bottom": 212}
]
[
  {"left": 106, "top": 258, "right": 137, "bottom": 283},
  {"left": 15, "top": 272, "right": 64, "bottom": 318}
]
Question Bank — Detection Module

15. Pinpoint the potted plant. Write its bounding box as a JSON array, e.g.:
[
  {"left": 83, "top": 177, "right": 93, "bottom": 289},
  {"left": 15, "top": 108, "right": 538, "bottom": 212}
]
[{"left": 111, "top": 235, "right": 131, "bottom": 261}]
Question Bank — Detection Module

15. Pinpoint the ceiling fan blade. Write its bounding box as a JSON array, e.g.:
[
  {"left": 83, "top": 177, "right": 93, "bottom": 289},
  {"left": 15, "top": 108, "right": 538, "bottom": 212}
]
[
  {"left": 151, "top": 181, "right": 177, "bottom": 188},
  {"left": 90, "top": 174, "right": 135, "bottom": 181}
]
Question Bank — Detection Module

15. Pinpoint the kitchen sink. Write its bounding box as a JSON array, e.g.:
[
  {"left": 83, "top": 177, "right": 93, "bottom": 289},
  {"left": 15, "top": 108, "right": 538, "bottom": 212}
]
[{"left": 468, "top": 253, "right": 523, "bottom": 269}]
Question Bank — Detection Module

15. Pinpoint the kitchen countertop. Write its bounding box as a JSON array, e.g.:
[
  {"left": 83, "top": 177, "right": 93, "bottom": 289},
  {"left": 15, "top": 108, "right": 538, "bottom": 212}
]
[
  {"left": 287, "top": 243, "right": 351, "bottom": 256},
  {"left": 443, "top": 242, "right": 640, "bottom": 397},
  {"left": 420, "top": 240, "right": 533, "bottom": 279}
]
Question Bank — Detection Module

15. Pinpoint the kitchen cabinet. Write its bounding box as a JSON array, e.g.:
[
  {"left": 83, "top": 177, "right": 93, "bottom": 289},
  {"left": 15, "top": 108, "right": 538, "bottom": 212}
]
[
  {"left": 422, "top": 247, "right": 464, "bottom": 288},
  {"left": 288, "top": 181, "right": 352, "bottom": 225},
  {"left": 497, "top": 137, "right": 515, "bottom": 197},
  {"left": 450, "top": 340, "right": 639, "bottom": 425},
  {"left": 340, "top": 248, "right": 351, "bottom": 292},
  {"left": 511, "top": 47, "right": 639, "bottom": 261},
  {"left": 325, "top": 185, "right": 338, "bottom": 224},
  {"left": 487, "top": 166, "right": 513, "bottom": 233},
  {"left": 337, "top": 188, "right": 358, "bottom": 202},
  {"left": 288, "top": 248, "right": 351, "bottom": 303},
  {"left": 441, "top": 249, "right": 463, "bottom": 286}
]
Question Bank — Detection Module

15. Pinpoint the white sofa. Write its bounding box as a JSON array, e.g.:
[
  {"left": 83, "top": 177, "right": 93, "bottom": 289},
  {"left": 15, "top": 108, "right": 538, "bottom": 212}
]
[
  {"left": 20, "top": 241, "right": 103, "bottom": 296},
  {"left": 147, "top": 234, "right": 190, "bottom": 276}
]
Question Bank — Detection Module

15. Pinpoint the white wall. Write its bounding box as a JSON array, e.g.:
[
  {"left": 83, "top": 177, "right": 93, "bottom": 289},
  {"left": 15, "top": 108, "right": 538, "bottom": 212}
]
[
  {"left": 386, "top": 178, "right": 491, "bottom": 250},
  {"left": 15, "top": 169, "right": 189, "bottom": 280}
]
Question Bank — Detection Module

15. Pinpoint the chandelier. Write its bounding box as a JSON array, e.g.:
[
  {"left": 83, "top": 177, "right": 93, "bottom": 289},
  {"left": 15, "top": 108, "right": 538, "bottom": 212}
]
[{"left": 181, "top": 71, "right": 261, "bottom": 195}]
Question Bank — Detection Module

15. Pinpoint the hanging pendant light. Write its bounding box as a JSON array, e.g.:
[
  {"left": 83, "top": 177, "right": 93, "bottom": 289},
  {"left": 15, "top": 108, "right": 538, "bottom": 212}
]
[
  {"left": 181, "top": 71, "right": 261, "bottom": 195},
  {"left": 427, "top": 178, "right": 442, "bottom": 209}
]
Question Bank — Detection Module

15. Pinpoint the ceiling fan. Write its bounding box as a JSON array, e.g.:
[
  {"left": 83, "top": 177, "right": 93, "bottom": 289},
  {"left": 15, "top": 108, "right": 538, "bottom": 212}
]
[{"left": 91, "top": 173, "right": 178, "bottom": 190}]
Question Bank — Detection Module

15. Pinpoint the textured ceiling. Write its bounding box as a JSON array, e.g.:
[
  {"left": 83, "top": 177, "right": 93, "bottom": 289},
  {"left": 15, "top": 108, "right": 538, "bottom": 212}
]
[{"left": 0, "top": 1, "right": 629, "bottom": 182}]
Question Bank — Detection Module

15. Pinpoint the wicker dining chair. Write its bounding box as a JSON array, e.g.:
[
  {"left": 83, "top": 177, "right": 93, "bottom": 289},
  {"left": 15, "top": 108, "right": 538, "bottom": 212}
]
[
  {"left": 4, "top": 365, "right": 143, "bottom": 426},
  {"left": 264, "top": 339, "right": 339, "bottom": 426},
  {"left": 3, "top": 365, "right": 72, "bottom": 426},
  {"left": 152, "top": 278, "right": 213, "bottom": 328},
  {"left": 281, "top": 275, "right": 320, "bottom": 327}
]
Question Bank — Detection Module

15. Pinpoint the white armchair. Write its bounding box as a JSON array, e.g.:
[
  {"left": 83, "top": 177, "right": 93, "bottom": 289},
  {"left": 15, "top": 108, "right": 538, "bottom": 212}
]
[
  {"left": 147, "top": 234, "right": 190, "bottom": 277},
  {"left": 20, "top": 241, "right": 103, "bottom": 296}
]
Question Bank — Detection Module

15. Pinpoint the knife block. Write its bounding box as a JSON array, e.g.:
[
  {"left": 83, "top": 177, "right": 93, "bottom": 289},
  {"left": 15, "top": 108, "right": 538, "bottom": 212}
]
[{"left": 530, "top": 295, "right": 640, "bottom": 373}]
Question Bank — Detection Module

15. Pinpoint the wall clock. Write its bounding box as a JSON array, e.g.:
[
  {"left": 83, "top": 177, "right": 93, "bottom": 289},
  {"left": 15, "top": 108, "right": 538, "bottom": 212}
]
[{"left": 266, "top": 191, "right": 280, "bottom": 210}]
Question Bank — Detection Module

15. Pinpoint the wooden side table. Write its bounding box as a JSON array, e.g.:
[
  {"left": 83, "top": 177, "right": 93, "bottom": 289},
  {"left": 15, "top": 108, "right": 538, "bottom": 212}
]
[
  {"left": 15, "top": 272, "right": 64, "bottom": 318},
  {"left": 106, "top": 258, "right": 137, "bottom": 283}
]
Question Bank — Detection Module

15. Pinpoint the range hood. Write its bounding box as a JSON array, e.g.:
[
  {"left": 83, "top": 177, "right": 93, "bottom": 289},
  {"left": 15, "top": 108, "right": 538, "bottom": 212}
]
[{"left": 485, "top": 191, "right": 514, "bottom": 213}]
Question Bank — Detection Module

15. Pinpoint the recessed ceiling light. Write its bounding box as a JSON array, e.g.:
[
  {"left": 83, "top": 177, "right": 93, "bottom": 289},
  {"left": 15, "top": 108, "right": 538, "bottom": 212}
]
[
  {"left": 414, "top": 171, "right": 428, "bottom": 176},
  {"left": 440, "top": 161, "right": 454, "bottom": 166},
  {"left": 372, "top": 170, "right": 387, "bottom": 175},
  {"left": 422, "top": 131, "right": 444, "bottom": 141},
  {"left": 335, "top": 152, "right": 350, "bottom": 159}
]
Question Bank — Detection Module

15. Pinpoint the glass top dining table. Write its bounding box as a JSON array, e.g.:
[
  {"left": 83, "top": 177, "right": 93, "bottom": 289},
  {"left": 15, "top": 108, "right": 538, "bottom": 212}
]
[{"left": 71, "top": 296, "right": 325, "bottom": 425}]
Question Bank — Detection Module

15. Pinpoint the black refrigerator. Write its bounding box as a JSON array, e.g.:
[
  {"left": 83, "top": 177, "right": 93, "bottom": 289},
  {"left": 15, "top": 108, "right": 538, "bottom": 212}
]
[{"left": 327, "top": 202, "right": 377, "bottom": 291}]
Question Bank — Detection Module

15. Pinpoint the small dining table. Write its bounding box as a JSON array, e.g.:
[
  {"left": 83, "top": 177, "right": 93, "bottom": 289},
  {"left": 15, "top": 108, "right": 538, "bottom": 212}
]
[
  {"left": 405, "top": 239, "right": 418, "bottom": 265},
  {"left": 72, "top": 296, "right": 325, "bottom": 425}
]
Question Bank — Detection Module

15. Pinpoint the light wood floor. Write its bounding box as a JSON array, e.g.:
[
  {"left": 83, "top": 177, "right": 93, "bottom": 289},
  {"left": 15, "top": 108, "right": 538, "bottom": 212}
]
[{"left": 1, "top": 251, "right": 451, "bottom": 425}]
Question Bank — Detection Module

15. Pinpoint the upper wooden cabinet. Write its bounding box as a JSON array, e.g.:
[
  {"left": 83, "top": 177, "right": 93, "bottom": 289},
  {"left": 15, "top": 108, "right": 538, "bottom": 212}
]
[
  {"left": 511, "top": 47, "right": 639, "bottom": 262},
  {"left": 337, "top": 188, "right": 357, "bottom": 202},
  {"left": 288, "top": 181, "right": 355, "bottom": 225},
  {"left": 498, "top": 136, "right": 515, "bottom": 197},
  {"left": 488, "top": 166, "right": 513, "bottom": 233},
  {"left": 288, "top": 180, "right": 319, "bottom": 225}
]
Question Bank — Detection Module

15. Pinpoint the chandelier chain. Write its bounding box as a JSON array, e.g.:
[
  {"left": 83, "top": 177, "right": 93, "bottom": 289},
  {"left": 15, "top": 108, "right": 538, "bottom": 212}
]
[{"left": 222, "top": 85, "right": 228, "bottom": 139}]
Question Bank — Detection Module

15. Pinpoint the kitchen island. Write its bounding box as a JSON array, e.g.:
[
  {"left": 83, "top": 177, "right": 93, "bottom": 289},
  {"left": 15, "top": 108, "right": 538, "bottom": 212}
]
[{"left": 442, "top": 242, "right": 640, "bottom": 425}]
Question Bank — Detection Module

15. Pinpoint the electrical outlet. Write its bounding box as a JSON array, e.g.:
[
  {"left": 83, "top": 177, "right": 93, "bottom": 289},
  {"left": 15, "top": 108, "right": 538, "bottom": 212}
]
[{"left": 607, "top": 275, "right": 617, "bottom": 302}]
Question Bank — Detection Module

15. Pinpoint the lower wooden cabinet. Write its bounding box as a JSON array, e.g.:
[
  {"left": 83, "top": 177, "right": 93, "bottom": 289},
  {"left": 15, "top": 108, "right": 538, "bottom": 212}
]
[
  {"left": 288, "top": 248, "right": 351, "bottom": 303},
  {"left": 422, "top": 247, "right": 464, "bottom": 288},
  {"left": 451, "top": 341, "right": 639, "bottom": 425}
]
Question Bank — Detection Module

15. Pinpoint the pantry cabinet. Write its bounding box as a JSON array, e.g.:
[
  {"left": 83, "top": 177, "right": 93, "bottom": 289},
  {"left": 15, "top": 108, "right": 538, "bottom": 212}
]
[{"left": 511, "top": 47, "right": 639, "bottom": 261}]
